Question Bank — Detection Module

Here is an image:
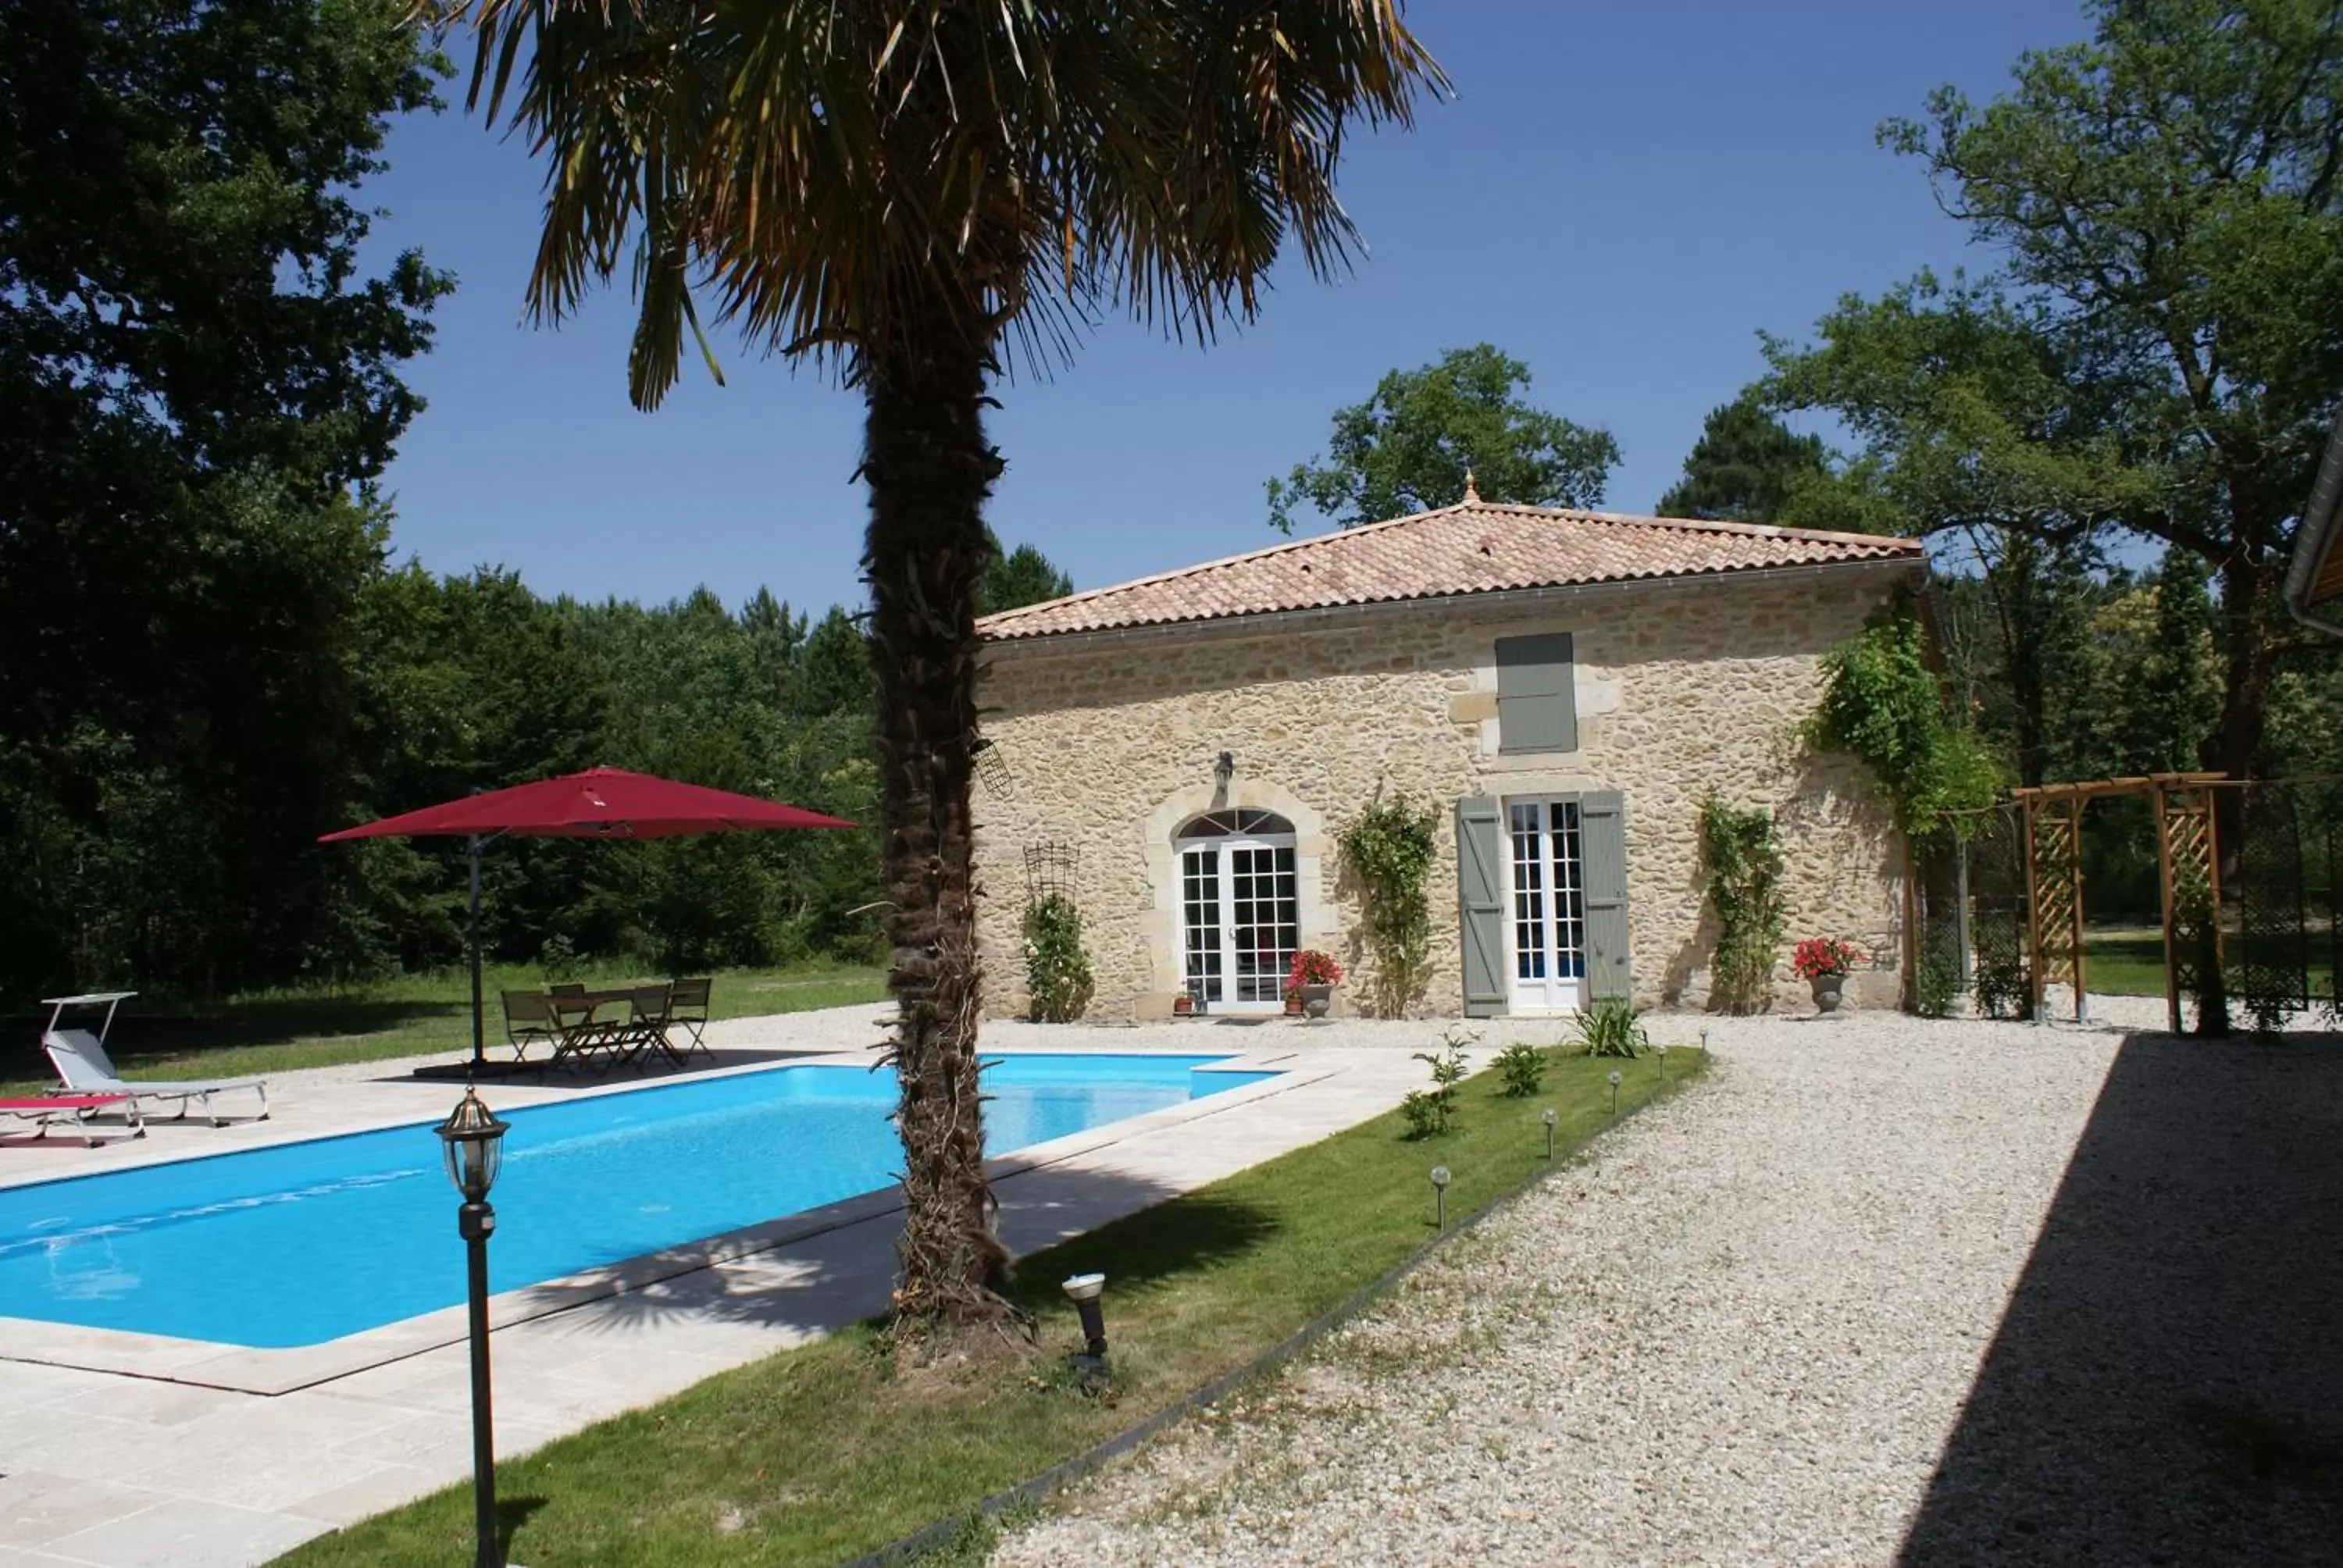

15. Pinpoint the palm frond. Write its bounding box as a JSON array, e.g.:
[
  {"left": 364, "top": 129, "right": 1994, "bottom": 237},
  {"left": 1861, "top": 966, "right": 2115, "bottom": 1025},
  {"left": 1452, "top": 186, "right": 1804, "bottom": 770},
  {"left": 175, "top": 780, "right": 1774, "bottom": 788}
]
[{"left": 433, "top": 0, "right": 1448, "bottom": 404}]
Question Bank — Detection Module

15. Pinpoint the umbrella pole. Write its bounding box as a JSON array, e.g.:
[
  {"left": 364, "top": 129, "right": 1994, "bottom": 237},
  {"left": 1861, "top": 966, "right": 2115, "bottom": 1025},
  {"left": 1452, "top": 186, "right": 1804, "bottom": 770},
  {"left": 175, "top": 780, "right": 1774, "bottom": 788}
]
[{"left": 468, "top": 833, "right": 486, "bottom": 1070}]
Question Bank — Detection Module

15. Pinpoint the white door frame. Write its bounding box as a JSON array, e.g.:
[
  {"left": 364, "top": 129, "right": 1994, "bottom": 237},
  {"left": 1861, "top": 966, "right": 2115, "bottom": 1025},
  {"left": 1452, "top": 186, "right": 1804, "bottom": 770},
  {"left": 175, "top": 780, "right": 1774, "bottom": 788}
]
[
  {"left": 1501, "top": 795, "right": 1589, "bottom": 1015},
  {"left": 1176, "top": 827, "right": 1298, "bottom": 1015}
]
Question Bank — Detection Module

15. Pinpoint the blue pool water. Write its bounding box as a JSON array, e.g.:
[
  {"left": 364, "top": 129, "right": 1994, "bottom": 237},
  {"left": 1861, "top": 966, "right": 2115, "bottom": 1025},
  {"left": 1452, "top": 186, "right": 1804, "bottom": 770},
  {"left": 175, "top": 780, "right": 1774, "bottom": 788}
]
[{"left": 0, "top": 1054, "right": 1272, "bottom": 1349}]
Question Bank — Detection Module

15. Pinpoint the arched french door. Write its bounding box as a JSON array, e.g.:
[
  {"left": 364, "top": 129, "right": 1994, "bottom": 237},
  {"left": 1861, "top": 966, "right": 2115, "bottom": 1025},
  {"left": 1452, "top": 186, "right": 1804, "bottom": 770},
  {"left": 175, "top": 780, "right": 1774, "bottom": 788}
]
[{"left": 1175, "top": 809, "right": 1299, "bottom": 1014}]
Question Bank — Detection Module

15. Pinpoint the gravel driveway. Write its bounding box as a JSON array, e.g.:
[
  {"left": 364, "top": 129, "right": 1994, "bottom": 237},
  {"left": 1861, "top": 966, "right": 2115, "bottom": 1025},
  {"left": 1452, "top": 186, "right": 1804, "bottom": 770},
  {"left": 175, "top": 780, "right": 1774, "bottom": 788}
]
[{"left": 992, "top": 1002, "right": 2343, "bottom": 1567}]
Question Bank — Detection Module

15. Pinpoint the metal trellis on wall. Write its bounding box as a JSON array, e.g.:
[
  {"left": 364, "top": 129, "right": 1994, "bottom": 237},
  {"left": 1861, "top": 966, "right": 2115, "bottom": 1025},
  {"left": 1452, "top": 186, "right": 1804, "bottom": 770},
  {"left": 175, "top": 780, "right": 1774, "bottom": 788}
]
[{"left": 1022, "top": 840, "right": 1079, "bottom": 905}]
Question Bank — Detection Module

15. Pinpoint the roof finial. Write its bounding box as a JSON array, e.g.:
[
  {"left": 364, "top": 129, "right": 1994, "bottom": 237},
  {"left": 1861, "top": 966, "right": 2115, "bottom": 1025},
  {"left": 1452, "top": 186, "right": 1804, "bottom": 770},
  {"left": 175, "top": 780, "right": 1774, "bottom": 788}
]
[{"left": 1462, "top": 469, "right": 1480, "bottom": 504}]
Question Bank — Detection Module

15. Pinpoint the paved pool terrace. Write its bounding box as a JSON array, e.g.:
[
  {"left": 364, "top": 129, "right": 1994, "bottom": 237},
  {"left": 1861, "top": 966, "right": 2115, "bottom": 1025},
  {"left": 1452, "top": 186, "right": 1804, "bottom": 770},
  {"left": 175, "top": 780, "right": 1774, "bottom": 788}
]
[{"left": 0, "top": 1007, "right": 1537, "bottom": 1568}]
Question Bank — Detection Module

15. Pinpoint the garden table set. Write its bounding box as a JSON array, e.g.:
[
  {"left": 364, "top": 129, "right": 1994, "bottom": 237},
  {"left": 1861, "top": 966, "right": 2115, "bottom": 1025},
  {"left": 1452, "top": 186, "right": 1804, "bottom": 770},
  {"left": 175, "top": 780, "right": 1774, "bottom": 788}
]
[{"left": 498, "top": 977, "right": 713, "bottom": 1074}]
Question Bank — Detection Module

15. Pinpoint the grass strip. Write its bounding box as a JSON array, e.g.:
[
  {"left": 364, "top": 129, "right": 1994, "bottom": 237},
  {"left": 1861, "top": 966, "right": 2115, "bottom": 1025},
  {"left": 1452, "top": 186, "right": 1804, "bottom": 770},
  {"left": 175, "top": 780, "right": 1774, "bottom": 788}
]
[
  {"left": 2, "top": 963, "right": 887, "bottom": 1094},
  {"left": 276, "top": 1042, "right": 1706, "bottom": 1568}
]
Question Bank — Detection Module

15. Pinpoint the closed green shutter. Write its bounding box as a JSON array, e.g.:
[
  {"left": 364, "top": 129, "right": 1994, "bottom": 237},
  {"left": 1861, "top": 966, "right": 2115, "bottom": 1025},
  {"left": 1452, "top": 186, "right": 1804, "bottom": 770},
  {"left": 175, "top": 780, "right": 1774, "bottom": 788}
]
[
  {"left": 1455, "top": 796, "right": 1507, "bottom": 1017},
  {"left": 1579, "top": 790, "right": 1632, "bottom": 1000},
  {"left": 1496, "top": 633, "right": 1578, "bottom": 754}
]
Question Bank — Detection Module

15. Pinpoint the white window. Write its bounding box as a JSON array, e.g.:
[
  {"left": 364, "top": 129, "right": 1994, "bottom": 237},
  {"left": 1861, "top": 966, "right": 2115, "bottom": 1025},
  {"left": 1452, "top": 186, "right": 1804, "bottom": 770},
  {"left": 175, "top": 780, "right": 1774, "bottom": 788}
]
[
  {"left": 1505, "top": 796, "right": 1588, "bottom": 1012},
  {"left": 1175, "top": 810, "right": 1298, "bottom": 1014}
]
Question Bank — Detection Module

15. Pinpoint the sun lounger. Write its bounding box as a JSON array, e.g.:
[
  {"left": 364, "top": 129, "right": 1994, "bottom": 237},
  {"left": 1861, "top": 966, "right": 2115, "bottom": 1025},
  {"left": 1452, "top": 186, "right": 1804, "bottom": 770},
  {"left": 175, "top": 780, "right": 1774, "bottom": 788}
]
[
  {"left": 41, "top": 1029, "right": 269, "bottom": 1127},
  {"left": 0, "top": 1094, "right": 143, "bottom": 1146}
]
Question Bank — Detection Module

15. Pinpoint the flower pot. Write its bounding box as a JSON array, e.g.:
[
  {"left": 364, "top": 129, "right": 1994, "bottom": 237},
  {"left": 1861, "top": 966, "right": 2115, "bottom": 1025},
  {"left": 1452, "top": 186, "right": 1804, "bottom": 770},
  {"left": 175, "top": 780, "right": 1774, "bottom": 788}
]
[
  {"left": 1172, "top": 992, "right": 1193, "bottom": 1017},
  {"left": 1299, "top": 982, "right": 1334, "bottom": 1020},
  {"left": 1283, "top": 994, "right": 1304, "bottom": 1017},
  {"left": 1810, "top": 973, "right": 1846, "bottom": 1014}
]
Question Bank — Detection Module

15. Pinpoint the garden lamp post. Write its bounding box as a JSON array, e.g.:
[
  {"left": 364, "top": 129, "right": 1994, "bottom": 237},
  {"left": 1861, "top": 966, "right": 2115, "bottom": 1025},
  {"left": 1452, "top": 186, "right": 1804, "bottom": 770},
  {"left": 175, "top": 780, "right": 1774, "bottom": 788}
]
[
  {"left": 1608, "top": 1069, "right": 1623, "bottom": 1115},
  {"left": 1063, "top": 1273, "right": 1108, "bottom": 1361},
  {"left": 1541, "top": 1107, "right": 1558, "bottom": 1160},
  {"left": 437, "top": 1085, "right": 510, "bottom": 1568},
  {"left": 1430, "top": 1164, "right": 1451, "bottom": 1233}
]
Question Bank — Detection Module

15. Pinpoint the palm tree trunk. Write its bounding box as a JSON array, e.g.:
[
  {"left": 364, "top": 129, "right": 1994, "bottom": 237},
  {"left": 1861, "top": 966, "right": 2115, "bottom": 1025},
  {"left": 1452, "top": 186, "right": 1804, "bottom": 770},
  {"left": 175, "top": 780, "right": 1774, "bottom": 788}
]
[{"left": 861, "top": 289, "right": 1010, "bottom": 1338}]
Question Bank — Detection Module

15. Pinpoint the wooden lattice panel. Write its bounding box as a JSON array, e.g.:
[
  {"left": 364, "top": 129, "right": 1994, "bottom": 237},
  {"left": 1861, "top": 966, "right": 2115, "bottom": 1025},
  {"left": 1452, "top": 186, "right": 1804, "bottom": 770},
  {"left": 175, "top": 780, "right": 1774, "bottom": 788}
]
[
  {"left": 2159, "top": 783, "right": 2221, "bottom": 1032},
  {"left": 2032, "top": 805, "right": 2081, "bottom": 989},
  {"left": 2163, "top": 793, "right": 2214, "bottom": 896}
]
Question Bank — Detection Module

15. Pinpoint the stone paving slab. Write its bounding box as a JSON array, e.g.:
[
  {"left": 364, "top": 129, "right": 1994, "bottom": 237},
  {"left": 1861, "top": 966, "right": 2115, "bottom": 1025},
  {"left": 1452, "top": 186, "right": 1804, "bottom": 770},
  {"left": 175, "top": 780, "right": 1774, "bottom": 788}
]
[{"left": 0, "top": 1006, "right": 1516, "bottom": 1566}]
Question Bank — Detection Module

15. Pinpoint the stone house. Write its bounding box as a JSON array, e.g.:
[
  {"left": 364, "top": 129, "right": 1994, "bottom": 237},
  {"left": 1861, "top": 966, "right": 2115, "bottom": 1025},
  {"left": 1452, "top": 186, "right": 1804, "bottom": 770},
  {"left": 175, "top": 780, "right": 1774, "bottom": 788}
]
[{"left": 972, "top": 488, "right": 1928, "bottom": 1021}]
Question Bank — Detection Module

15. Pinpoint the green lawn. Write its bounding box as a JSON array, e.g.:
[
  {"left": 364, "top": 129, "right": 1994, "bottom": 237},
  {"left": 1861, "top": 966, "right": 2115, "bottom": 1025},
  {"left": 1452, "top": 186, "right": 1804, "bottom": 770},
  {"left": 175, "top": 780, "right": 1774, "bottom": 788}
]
[
  {"left": 275, "top": 1042, "right": 1703, "bottom": 1568},
  {"left": 2081, "top": 926, "right": 2335, "bottom": 1001},
  {"left": 3, "top": 962, "right": 886, "bottom": 1096},
  {"left": 2081, "top": 928, "right": 2173, "bottom": 996}
]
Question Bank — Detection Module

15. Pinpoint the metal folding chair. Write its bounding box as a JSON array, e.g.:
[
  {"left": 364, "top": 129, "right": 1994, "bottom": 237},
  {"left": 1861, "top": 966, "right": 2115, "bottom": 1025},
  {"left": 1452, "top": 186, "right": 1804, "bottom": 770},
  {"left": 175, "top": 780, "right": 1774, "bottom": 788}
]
[
  {"left": 501, "top": 989, "right": 560, "bottom": 1063},
  {"left": 625, "top": 982, "right": 683, "bottom": 1069},
  {"left": 666, "top": 976, "right": 713, "bottom": 1061}
]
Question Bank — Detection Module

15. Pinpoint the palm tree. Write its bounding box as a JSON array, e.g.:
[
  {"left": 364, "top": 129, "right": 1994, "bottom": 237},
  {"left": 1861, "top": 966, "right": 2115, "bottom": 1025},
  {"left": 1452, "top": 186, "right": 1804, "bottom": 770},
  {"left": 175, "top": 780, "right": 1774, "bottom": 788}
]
[{"left": 433, "top": 0, "right": 1446, "bottom": 1341}]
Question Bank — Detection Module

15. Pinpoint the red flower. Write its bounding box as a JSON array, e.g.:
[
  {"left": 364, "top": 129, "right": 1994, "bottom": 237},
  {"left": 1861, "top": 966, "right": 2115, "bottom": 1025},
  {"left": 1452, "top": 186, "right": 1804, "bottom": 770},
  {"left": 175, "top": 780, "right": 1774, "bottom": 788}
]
[
  {"left": 1285, "top": 950, "right": 1343, "bottom": 993},
  {"left": 1790, "top": 937, "right": 1864, "bottom": 981}
]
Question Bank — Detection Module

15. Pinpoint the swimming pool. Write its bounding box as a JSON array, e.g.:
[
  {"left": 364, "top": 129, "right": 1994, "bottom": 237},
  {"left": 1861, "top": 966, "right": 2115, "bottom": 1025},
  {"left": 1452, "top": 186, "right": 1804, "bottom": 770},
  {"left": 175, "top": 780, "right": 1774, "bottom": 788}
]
[{"left": 0, "top": 1053, "right": 1273, "bottom": 1349}]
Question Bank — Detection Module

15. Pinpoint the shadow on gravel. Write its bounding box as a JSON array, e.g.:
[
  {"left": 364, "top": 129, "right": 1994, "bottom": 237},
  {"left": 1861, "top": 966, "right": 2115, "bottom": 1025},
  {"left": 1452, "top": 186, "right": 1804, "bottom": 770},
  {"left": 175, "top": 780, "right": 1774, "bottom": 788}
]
[{"left": 1899, "top": 1030, "right": 2343, "bottom": 1567}]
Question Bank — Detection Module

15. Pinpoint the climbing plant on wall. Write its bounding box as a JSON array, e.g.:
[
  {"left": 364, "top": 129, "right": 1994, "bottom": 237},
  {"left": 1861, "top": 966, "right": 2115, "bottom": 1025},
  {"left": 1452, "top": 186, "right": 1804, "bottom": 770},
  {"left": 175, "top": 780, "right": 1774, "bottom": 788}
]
[
  {"left": 1698, "top": 792, "right": 1788, "bottom": 1014},
  {"left": 1022, "top": 895, "right": 1094, "bottom": 1023},
  {"left": 1807, "top": 600, "right": 2001, "bottom": 839},
  {"left": 1339, "top": 792, "right": 1440, "bottom": 1017}
]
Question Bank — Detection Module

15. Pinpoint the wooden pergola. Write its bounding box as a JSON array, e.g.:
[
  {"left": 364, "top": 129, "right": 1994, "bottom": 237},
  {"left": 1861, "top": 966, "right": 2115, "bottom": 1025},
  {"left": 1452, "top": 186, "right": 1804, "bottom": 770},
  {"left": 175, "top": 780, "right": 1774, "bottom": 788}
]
[{"left": 2006, "top": 772, "right": 2224, "bottom": 1032}]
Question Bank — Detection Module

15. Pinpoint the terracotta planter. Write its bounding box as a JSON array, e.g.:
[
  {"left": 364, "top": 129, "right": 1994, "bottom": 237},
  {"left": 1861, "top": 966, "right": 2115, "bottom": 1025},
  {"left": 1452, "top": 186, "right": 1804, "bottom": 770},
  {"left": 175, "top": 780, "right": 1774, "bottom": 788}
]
[
  {"left": 1172, "top": 992, "right": 1193, "bottom": 1017},
  {"left": 1283, "top": 994, "right": 1304, "bottom": 1017},
  {"left": 1810, "top": 973, "right": 1846, "bottom": 1014},
  {"left": 1299, "top": 982, "right": 1334, "bottom": 1020}
]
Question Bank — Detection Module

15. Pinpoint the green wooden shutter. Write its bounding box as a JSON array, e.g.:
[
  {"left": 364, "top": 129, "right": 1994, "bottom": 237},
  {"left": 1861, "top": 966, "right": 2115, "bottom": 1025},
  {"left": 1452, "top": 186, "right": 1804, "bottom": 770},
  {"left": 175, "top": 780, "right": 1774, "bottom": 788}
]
[
  {"left": 1579, "top": 790, "right": 1632, "bottom": 1000},
  {"left": 1455, "top": 796, "right": 1507, "bottom": 1017},
  {"left": 1496, "top": 633, "right": 1578, "bottom": 754}
]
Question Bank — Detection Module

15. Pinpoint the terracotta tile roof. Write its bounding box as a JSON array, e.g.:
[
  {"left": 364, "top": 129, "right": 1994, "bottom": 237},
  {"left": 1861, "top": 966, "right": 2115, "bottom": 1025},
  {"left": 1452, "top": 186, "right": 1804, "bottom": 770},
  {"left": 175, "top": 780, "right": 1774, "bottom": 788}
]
[{"left": 978, "top": 498, "right": 1924, "bottom": 642}]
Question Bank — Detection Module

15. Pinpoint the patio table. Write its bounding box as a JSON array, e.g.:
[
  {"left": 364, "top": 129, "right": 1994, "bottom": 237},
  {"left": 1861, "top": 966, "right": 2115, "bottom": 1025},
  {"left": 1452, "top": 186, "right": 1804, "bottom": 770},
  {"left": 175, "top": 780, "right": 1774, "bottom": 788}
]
[
  {"left": 544, "top": 984, "right": 681, "bottom": 1074},
  {"left": 544, "top": 988, "right": 634, "bottom": 1074}
]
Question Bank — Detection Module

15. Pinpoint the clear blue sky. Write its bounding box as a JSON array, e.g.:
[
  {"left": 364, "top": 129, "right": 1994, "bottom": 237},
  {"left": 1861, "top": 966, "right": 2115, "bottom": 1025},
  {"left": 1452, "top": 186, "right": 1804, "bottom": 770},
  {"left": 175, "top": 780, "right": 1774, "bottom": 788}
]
[{"left": 365, "top": 0, "right": 2088, "bottom": 615}]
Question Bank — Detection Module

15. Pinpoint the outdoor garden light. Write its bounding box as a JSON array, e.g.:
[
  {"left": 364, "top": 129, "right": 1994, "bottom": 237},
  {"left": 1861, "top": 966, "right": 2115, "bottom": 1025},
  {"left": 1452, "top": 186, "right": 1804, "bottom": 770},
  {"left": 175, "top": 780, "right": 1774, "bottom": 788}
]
[
  {"left": 437, "top": 1082, "right": 509, "bottom": 1203},
  {"left": 1214, "top": 750, "right": 1236, "bottom": 787},
  {"left": 1062, "top": 1272, "right": 1108, "bottom": 1364},
  {"left": 1608, "top": 1068, "right": 1623, "bottom": 1115},
  {"left": 1699, "top": 1025, "right": 1710, "bottom": 1053},
  {"left": 1657, "top": 1042, "right": 1670, "bottom": 1080},
  {"left": 436, "top": 1085, "right": 511, "bottom": 1568},
  {"left": 1430, "top": 1164, "right": 1451, "bottom": 1232},
  {"left": 1541, "top": 1107, "right": 1558, "bottom": 1160}
]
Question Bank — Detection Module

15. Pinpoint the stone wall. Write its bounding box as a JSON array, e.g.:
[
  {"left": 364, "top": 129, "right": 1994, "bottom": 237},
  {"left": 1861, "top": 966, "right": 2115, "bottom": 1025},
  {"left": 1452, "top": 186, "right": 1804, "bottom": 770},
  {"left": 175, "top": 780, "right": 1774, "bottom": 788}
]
[{"left": 973, "top": 569, "right": 1910, "bottom": 1021}]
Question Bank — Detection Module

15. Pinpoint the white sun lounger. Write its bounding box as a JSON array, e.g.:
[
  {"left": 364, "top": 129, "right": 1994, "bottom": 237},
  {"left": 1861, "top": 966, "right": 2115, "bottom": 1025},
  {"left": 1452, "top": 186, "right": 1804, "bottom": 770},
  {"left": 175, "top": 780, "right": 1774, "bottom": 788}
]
[{"left": 39, "top": 993, "right": 269, "bottom": 1128}]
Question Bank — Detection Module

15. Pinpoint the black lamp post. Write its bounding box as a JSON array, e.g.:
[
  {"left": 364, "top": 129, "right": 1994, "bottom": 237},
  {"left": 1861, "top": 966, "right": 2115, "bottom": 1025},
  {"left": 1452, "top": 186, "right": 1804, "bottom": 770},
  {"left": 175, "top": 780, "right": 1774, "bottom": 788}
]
[{"left": 437, "top": 1085, "right": 510, "bottom": 1568}]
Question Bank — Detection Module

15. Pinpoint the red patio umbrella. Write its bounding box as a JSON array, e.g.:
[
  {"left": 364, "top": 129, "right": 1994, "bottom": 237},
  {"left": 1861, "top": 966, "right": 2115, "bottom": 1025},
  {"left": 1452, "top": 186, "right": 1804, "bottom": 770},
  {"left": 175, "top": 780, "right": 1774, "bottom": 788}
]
[{"left": 322, "top": 768, "right": 854, "bottom": 1074}]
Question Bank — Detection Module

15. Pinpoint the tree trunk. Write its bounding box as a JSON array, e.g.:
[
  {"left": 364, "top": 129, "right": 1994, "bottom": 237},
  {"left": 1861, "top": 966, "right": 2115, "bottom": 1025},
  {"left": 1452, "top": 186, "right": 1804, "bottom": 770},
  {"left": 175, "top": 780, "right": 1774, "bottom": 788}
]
[
  {"left": 861, "top": 290, "right": 1010, "bottom": 1338},
  {"left": 2199, "top": 548, "right": 2279, "bottom": 871}
]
